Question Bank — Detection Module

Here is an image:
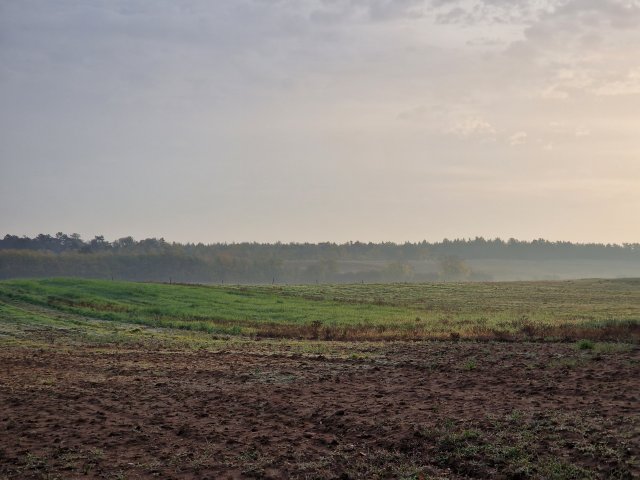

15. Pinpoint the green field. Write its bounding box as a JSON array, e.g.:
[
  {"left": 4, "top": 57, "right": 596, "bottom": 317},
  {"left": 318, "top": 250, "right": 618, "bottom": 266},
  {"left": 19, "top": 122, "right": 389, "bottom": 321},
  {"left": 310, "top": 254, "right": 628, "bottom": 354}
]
[{"left": 0, "top": 278, "right": 638, "bottom": 342}]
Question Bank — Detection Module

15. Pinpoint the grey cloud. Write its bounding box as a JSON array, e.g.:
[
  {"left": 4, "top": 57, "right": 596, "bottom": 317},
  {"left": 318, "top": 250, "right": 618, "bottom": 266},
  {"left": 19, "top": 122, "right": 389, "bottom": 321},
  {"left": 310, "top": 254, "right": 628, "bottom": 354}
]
[
  {"left": 551, "top": 0, "right": 640, "bottom": 28},
  {"left": 431, "top": 0, "right": 558, "bottom": 26},
  {"left": 0, "top": 0, "right": 358, "bottom": 115},
  {"left": 363, "top": 0, "right": 426, "bottom": 20},
  {"left": 309, "top": 0, "right": 427, "bottom": 24},
  {"left": 507, "top": 0, "right": 640, "bottom": 98},
  {"left": 521, "top": 0, "right": 640, "bottom": 49}
]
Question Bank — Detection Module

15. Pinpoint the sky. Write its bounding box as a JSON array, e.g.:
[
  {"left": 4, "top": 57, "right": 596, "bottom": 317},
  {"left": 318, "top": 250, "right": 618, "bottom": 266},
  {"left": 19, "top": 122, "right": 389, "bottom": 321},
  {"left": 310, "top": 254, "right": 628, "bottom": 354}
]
[{"left": 1, "top": 0, "right": 639, "bottom": 244}]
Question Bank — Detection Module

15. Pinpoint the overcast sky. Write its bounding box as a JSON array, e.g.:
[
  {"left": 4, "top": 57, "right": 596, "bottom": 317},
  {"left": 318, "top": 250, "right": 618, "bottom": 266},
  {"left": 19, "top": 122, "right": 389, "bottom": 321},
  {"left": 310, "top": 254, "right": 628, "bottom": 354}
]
[{"left": 1, "top": 0, "right": 639, "bottom": 243}]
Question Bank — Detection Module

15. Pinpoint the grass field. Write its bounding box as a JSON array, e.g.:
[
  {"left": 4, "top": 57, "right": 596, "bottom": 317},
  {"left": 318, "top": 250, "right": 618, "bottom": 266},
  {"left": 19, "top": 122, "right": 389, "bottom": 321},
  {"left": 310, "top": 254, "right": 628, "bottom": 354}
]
[{"left": 0, "top": 277, "right": 639, "bottom": 342}]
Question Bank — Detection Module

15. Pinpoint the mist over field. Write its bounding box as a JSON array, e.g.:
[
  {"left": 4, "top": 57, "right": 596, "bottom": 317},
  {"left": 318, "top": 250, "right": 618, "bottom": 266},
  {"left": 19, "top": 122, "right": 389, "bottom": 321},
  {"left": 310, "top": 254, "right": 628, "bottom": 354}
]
[{"left": 1, "top": 233, "right": 638, "bottom": 283}]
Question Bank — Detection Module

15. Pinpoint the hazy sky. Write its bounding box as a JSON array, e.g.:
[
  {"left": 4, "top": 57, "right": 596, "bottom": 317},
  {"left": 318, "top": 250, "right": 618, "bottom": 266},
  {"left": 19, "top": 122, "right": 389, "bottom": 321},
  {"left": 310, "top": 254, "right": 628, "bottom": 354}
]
[{"left": 1, "top": 0, "right": 639, "bottom": 243}]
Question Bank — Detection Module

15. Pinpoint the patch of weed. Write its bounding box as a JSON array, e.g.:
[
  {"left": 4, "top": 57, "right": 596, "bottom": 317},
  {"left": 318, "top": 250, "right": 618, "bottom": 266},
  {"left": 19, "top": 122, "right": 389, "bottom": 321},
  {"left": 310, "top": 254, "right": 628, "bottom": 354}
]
[{"left": 577, "top": 339, "right": 595, "bottom": 350}]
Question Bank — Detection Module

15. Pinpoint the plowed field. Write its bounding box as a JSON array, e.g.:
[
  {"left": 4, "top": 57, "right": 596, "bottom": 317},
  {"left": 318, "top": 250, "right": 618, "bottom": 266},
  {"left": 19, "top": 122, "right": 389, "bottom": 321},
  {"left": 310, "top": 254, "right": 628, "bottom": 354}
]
[{"left": 1, "top": 341, "right": 638, "bottom": 479}]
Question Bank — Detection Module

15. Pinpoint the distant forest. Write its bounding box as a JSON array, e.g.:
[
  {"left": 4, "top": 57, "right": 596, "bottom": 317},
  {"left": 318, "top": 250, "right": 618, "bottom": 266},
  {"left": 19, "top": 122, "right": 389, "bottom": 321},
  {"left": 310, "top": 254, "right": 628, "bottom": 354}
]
[{"left": 1, "top": 233, "right": 639, "bottom": 283}]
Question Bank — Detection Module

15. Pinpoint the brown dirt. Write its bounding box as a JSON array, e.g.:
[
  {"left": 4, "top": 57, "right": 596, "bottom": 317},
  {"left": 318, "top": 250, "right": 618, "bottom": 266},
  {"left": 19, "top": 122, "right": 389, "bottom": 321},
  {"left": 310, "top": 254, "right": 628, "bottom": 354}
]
[{"left": 0, "top": 342, "right": 638, "bottom": 479}]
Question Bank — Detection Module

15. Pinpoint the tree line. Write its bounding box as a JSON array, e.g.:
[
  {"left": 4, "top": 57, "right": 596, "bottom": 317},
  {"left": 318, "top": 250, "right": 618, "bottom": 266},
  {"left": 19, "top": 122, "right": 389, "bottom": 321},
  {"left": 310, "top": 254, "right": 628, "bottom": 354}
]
[
  {"left": 0, "top": 233, "right": 638, "bottom": 283},
  {"left": 2, "top": 233, "right": 639, "bottom": 259}
]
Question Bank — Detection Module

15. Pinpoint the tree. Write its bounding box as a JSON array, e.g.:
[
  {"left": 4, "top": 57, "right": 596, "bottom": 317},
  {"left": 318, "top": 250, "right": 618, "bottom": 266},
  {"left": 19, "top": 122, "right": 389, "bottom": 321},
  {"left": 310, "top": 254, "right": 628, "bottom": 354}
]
[{"left": 438, "top": 255, "right": 471, "bottom": 281}]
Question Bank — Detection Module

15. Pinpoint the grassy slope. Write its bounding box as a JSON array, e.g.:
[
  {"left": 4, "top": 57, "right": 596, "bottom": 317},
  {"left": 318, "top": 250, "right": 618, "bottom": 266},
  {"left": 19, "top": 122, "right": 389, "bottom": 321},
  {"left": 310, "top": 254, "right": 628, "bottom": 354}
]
[{"left": 0, "top": 278, "right": 638, "bottom": 341}]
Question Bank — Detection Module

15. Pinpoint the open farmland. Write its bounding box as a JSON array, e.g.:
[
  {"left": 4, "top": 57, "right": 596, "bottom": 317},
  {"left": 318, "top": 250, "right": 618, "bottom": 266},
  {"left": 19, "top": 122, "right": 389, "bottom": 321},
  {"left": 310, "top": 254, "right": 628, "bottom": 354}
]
[
  {"left": 0, "top": 278, "right": 639, "bottom": 479},
  {"left": 0, "top": 278, "right": 639, "bottom": 341}
]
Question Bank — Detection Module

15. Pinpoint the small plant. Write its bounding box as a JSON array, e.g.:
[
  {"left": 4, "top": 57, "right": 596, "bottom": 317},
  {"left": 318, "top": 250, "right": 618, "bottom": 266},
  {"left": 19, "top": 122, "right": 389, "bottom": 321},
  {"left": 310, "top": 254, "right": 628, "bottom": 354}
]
[
  {"left": 460, "top": 429, "right": 481, "bottom": 440},
  {"left": 24, "top": 452, "right": 47, "bottom": 471},
  {"left": 577, "top": 339, "right": 594, "bottom": 350},
  {"left": 508, "top": 409, "right": 523, "bottom": 422},
  {"left": 88, "top": 447, "right": 104, "bottom": 460},
  {"left": 462, "top": 359, "right": 477, "bottom": 371},
  {"left": 540, "top": 458, "right": 592, "bottom": 480}
]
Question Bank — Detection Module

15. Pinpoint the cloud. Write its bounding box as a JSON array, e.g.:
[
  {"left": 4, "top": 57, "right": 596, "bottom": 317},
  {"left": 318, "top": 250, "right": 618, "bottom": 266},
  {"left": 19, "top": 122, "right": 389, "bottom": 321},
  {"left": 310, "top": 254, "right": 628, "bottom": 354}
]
[
  {"left": 491, "top": 0, "right": 640, "bottom": 106},
  {"left": 509, "top": 131, "right": 528, "bottom": 146},
  {"left": 592, "top": 69, "right": 640, "bottom": 96},
  {"left": 447, "top": 116, "right": 497, "bottom": 139},
  {"left": 398, "top": 104, "right": 498, "bottom": 141},
  {"left": 431, "top": 0, "right": 557, "bottom": 26},
  {"left": 308, "top": 0, "right": 427, "bottom": 24}
]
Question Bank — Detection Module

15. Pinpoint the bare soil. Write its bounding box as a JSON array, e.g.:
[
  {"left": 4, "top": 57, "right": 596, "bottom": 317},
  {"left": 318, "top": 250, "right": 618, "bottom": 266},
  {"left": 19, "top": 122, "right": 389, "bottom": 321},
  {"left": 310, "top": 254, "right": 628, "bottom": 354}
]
[{"left": 1, "top": 342, "right": 638, "bottom": 479}]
